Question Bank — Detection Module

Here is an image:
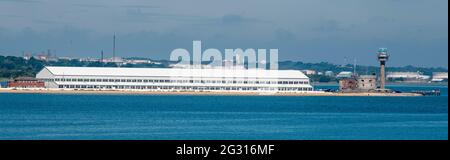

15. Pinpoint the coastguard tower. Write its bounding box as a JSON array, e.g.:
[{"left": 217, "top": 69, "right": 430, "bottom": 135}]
[{"left": 377, "top": 48, "right": 389, "bottom": 90}]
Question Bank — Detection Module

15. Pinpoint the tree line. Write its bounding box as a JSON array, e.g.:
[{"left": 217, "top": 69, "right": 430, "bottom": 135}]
[{"left": 0, "top": 55, "right": 447, "bottom": 82}]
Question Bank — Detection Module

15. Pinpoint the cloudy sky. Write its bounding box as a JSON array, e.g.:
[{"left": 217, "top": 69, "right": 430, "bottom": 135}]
[{"left": 0, "top": 0, "right": 448, "bottom": 67}]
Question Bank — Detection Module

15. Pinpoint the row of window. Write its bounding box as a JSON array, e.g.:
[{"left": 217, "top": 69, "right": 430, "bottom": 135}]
[
  {"left": 57, "top": 85, "right": 314, "bottom": 91},
  {"left": 47, "top": 78, "right": 309, "bottom": 85}
]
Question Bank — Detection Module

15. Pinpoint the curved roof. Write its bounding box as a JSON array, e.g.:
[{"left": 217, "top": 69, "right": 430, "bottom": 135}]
[{"left": 40, "top": 66, "right": 309, "bottom": 79}]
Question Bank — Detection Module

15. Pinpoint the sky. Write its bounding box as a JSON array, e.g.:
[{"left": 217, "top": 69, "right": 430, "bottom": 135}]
[{"left": 0, "top": 0, "right": 448, "bottom": 68}]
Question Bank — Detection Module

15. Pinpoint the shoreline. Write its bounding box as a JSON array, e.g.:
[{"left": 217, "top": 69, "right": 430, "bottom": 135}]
[
  {"left": 0, "top": 88, "right": 423, "bottom": 97},
  {"left": 313, "top": 82, "right": 448, "bottom": 86}
]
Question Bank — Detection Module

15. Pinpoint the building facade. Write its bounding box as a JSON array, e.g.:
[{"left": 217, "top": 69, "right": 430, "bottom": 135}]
[
  {"left": 336, "top": 71, "right": 353, "bottom": 79},
  {"left": 386, "top": 72, "right": 431, "bottom": 82},
  {"left": 356, "top": 75, "right": 377, "bottom": 91},
  {"left": 432, "top": 72, "right": 448, "bottom": 82},
  {"left": 339, "top": 75, "right": 377, "bottom": 93},
  {"left": 36, "top": 66, "right": 314, "bottom": 93},
  {"left": 8, "top": 77, "right": 45, "bottom": 88},
  {"left": 301, "top": 70, "right": 317, "bottom": 75}
]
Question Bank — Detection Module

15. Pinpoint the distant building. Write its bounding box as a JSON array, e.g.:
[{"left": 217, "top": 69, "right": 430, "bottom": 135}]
[
  {"left": 35, "top": 53, "right": 58, "bottom": 62},
  {"left": 386, "top": 72, "right": 430, "bottom": 82},
  {"left": 23, "top": 53, "right": 32, "bottom": 60},
  {"left": 432, "top": 72, "right": 448, "bottom": 82},
  {"left": 99, "top": 57, "right": 124, "bottom": 63},
  {"left": 79, "top": 57, "right": 100, "bottom": 62},
  {"left": 325, "top": 71, "right": 335, "bottom": 77},
  {"left": 23, "top": 52, "right": 58, "bottom": 62},
  {"left": 125, "top": 59, "right": 153, "bottom": 65},
  {"left": 336, "top": 71, "right": 353, "bottom": 79},
  {"left": 301, "top": 70, "right": 317, "bottom": 75},
  {"left": 58, "top": 57, "right": 76, "bottom": 61},
  {"left": 8, "top": 77, "right": 45, "bottom": 88}
]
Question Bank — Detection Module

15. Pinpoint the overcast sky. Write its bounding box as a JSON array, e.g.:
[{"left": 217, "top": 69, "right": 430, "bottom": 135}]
[{"left": 0, "top": 0, "right": 448, "bottom": 67}]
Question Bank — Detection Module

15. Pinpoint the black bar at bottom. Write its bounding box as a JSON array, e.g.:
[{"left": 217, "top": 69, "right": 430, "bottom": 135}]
[{"left": 0, "top": 140, "right": 447, "bottom": 159}]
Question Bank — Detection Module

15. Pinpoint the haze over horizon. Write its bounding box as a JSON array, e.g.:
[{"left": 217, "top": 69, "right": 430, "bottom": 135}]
[{"left": 0, "top": 0, "right": 448, "bottom": 68}]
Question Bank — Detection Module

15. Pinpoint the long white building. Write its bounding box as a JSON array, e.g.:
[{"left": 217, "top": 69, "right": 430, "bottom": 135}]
[
  {"left": 432, "top": 72, "right": 448, "bottom": 82},
  {"left": 36, "top": 66, "right": 314, "bottom": 93},
  {"left": 387, "top": 72, "right": 431, "bottom": 81}
]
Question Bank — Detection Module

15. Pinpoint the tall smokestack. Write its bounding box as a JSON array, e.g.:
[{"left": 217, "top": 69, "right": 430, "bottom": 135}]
[
  {"left": 377, "top": 48, "right": 389, "bottom": 90},
  {"left": 101, "top": 50, "right": 104, "bottom": 63},
  {"left": 113, "top": 34, "right": 116, "bottom": 61}
]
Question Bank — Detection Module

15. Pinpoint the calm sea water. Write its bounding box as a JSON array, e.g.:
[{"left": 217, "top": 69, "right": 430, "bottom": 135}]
[{"left": 0, "top": 85, "right": 447, "bottom": 140}]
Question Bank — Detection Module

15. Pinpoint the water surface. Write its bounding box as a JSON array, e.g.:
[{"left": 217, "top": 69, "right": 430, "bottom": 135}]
[{"left": 0, "top": 85, "right": 447, "bottom": 140}]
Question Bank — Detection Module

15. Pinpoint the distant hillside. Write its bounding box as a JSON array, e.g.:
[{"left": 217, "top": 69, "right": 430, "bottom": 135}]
[{"left": 0, "top": 55, "right": 447, "bottom": 81}]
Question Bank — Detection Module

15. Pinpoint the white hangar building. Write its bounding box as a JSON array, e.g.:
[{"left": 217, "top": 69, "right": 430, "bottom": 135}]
[{"left": 36, "top": 66, "right": 314, "bottom": 93}]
